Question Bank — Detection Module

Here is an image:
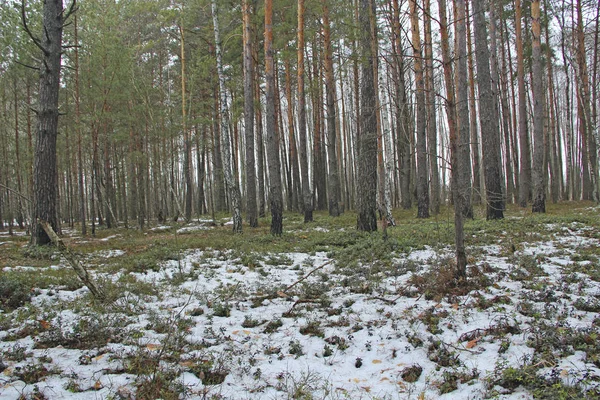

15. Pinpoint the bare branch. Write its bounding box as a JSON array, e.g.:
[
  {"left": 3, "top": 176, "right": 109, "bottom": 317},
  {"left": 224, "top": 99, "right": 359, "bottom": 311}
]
[
  {"left": 14, "top": 59, "right": 40, "bottom": 71},
  {"left": 0, "top": 184, "right": 31, "bottom": 202},
  {"left": 63, "top": 0, "right": 78, "bottom": 21},
  {"left": 20, "top": 0, "right": 48, "bottom": 56}
]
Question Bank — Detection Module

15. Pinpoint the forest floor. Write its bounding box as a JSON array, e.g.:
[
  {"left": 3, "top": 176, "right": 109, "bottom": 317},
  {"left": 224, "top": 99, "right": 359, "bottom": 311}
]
[{"left": 0, "top": 202, "right": 600, "bottom": 399}]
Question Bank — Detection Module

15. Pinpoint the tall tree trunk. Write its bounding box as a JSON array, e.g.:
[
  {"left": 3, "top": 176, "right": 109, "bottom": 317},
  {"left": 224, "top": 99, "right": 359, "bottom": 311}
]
[
  {"left": 456, "top": 0, "right": 473, "bottom": 218},
  {"left": 243, "top": 0, "right": 258, "bottom": 227},
  {"left": 212, "top": 0, "right": 243, "bottom": 232},
  {"left": 29, "top": 0, "right": 68, "bottom": 245},
  {"left": 489, "top": 4, "right": 512, "bottom": 204},
  {"left": 356, "top": 0, "right": 378, "bottom": 232},
  {"left": 516, "top": 0, "right": 532, "bottom": 206},
  {"left": 472, "top": 0, "right": 504, "bottom": 219},
  {"left": 410, "top": 0, "right": 430, "bottom": 219},
  {"left": 424, "top": 0, "right": 440, "bottom": 215},
  {"left": 265, "top": 0, "right": 283, "bottom": 235},
  {"left": 576, "top": 0, "right": 598, "bottom": 201},
  {"left": 212, "top": 90, "right": 227, "bottom": 212},
  {"left": 465, "top": 0, "right": 480, "bottom": 205},
  {"left": 74, "top": 14, "right": 86, "bottom": 235},
  {"left": 392, "top": 0, "right": 412, "bottom": 210},
  {"left": 497, "top": 8, "right": 517, "bottom": 204},
  {"left": 284, "top": 59, "right": 301, "bottom": 212},
  {"left": 254, "top": 65, "right": 266, "bottom": 218},
  {"left": 297, "top": 0, "right": 312, "bottom": 222},
  {"left": 531, "top": 0, "right": 546, "bottom": 212},
  {"left": 180, "top": 25, "right": 193, "bottom": 222},
  {"left": 439, "top": 0, "right": 467, "bottom": 278},
  {"left": 323, "top": 0, "right": 341, "bottom": 217}
]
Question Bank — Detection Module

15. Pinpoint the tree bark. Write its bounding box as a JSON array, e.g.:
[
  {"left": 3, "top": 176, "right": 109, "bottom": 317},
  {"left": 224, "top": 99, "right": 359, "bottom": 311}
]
[
  {"left": 516, "top": 0, "right": 532, "bottom": 206},
  {"left": 531, "top": 0, "right": 546, "bottom": 212},
  {"left": 356, "top": 0, "right": 378, "bottom": 232},
  {"left": 212, "top": 0, "right": 243, "bottom": 232},
  {"left": 297, "top": 0, "right": 313, "bottom": 222},
  {"left": 323, "top": 0, "right": 341, "bottom": 217},
  {"left": 424, "top": 0, "right": 440, "bottom": 215},
  {"left": 29, "top": 0, "right": 67, "bottom": 245},
  {"left": 265, "top": 0, "right": 283, "bottom": 235},
  {"left": 392, "top": 0, "right": 412, "bottom": 210},
  {"left": 410, "top": 0, "right": 430, "bottom": 219},
  {"left": 439, "top": 0, "right": 467, "bottom": 278},
  {"left": 243, "top": 0, "right": 258, "bottom": 227},
  {"left": 472, "top": 0, "right": 504, "bottom": 219},
  {"left": 456, "top": 0, "right": 473, "bottom": 218}
]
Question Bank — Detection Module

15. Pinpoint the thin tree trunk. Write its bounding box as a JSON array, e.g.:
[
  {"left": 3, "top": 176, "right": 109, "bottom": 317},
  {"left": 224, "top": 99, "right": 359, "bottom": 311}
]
[
  {"left": 284, "top": 59, "right": 301, "bottom": 212},
  {"left": 243, "top": 0, "right": 258, "bottom": 227},
  {"left": 439, "top": 0, "right": 467, "bottom": 278},
  {"left": 516, "top": 0, "right": 532, "bottom": 206},
  {"left": 531, "top": 0, "right": 546, "bottom": 212},
  {"left": 456, "top": 0, "right": 473, "bottom": 218},
  {"left": 297, "top": 0, "right": 312, "bottom": 222},
  {"left": 323, "top": 0, "right": 341, "bottom": 217},
  {"left": 212, "top": 0, "right": 242, "bottom": 232},
  {"left": 265, "top": 0, "right": 283, "bottom": 235},
  {"left": 410, "top": 0, "right": 430, "bottom": 219},
  {"left": 424, "top": 0, "right": 440, "bottom": 215},
  {"left": 180, "top": 25, "right": 193, "bottom": 222},
  {"left": 465, "top": 0, "right": 480, "bottom": 205},
  {"left": 392, "top": 0, "right": 412, "bottom": 210},
  {"left": 74, "top": 14, "right": 86, "bottom": 235}
]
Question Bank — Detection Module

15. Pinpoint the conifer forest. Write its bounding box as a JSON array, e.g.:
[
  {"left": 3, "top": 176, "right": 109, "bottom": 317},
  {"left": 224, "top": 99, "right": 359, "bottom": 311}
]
[{"left": 1, "top": 0, "right": 600, "bottom": 399}]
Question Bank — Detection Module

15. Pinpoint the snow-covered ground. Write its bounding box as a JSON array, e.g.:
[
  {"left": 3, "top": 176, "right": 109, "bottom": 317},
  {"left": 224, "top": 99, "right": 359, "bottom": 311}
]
[{"left": 1, "top": 223, "right": 599, "bottom": 399}]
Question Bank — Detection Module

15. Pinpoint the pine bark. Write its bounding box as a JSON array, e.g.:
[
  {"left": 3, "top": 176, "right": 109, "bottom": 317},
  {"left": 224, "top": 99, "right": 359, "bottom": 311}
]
[
  {"left": 410, "top": 0, "right": 430, "bottom": 219},
  {"left": 323, "top": 0, "right": 341, "bottom": 217},
  {"left": 392, "top": 0, "right": 412, "bottom": 210},
  {"left": 456, "top": 0, "right": 473, "bottom": 218},
  {"left": 356, "top": 0, "right": 378, "bottom": 232},
  {"left": 212, "top": 0, "right": 243, "bottom": 232},
  {"left": 472, "top": 0, "right": 504, "bottom": 219},
  {"left": 297, "top": 0, "right": 313, "bottom": 222},
  {"left": 439, "top": 0, "right": 467, "bottom": 278},
  {"left": 243, "top": 0, "right": 258, "bottom": 227},
  {"left": 30, "top": 0, "right": 66, "bottom": 245},
  {"left": 531, "top": 0, "right": 546, "bottom": 212},
  {"left": 265, "top": 0, "right": 283, "bottom": 235},
  {"left": 424, "top": 0, "right": 440, "bottom": 215},
  {"left": 516, "top": 0, "right": 532, "bottom": 206}
]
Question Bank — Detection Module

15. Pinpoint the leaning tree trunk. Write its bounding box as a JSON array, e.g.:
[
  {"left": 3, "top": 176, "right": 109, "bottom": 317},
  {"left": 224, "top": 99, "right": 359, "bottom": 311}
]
[
  {"left": 211, "top": 0, "right": 242, "bottom": 232},
  {"left": 473, "top": 0, "right": 504, "bottom": 219},
  {"left": 531, "top": 0, "right": 546, "bottom": 213},
  {"left": 356, "top": 0, "right": 378, "bottom": 232},
  {"left": 27, "top": 0, "right": 69, "bottom": 245},
  {"left": 265, "top": 0, "right": 283, "bottom": 235}
]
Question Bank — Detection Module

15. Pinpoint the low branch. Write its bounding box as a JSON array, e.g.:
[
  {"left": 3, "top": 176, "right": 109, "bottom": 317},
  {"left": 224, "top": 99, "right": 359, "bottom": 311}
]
[
  {"left": 20, "top": 0, "right": 48, "bottom": 56},
  {"left": 38, "top": 219, "right": 107, "bottom": 302}
]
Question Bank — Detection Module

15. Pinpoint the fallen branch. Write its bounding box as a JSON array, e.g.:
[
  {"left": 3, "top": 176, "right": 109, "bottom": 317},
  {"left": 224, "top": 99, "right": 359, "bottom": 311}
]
[
  {"left": 38, "top": 219, "right": 107, "bottom": 301},
  {"left": 283, "top": 260, "right": 333, "bottom": 293},
  {"left": 249, "top": 260, "right": 334, "bottom": 305}
]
